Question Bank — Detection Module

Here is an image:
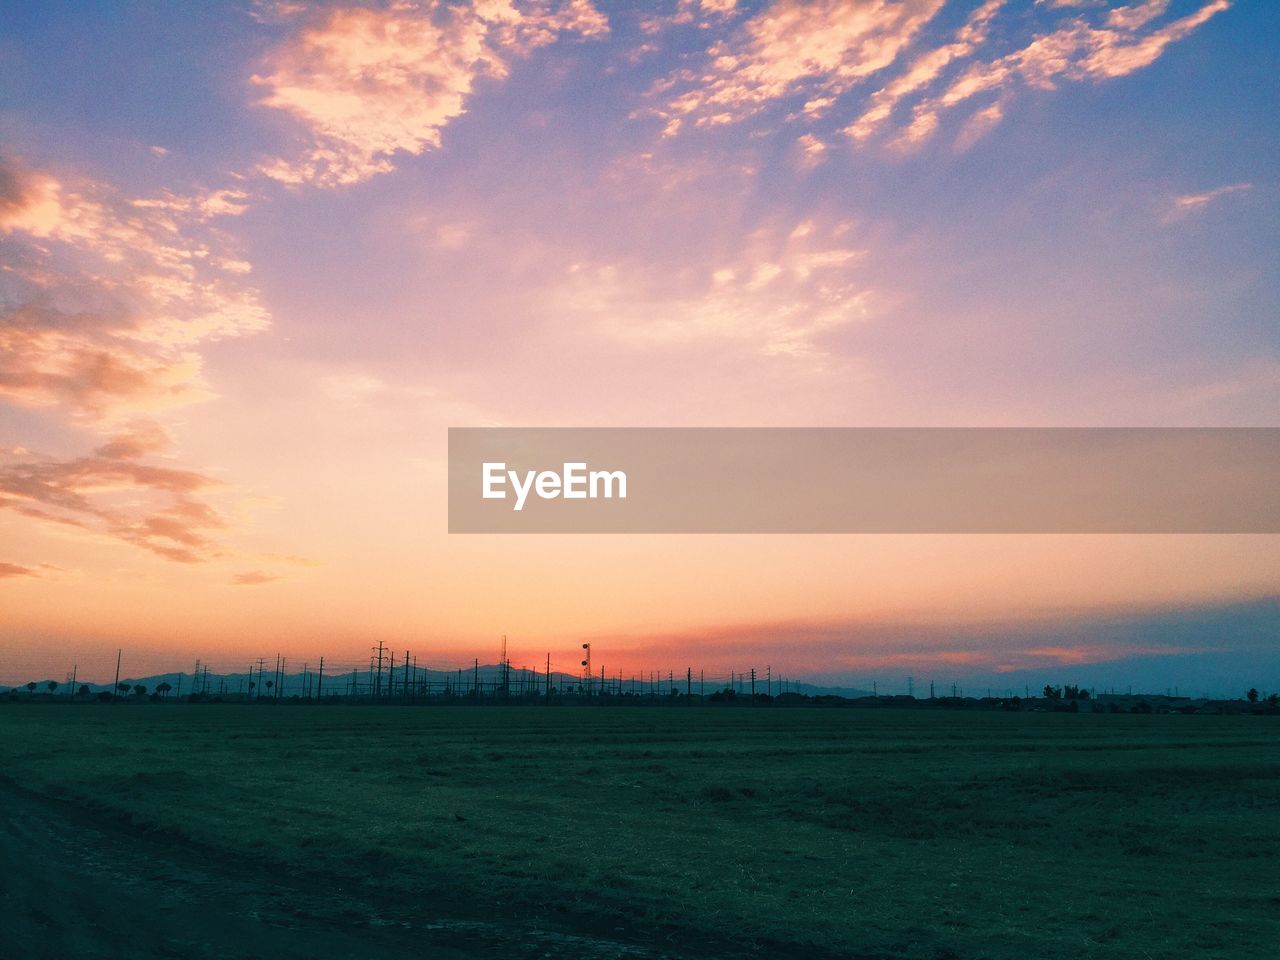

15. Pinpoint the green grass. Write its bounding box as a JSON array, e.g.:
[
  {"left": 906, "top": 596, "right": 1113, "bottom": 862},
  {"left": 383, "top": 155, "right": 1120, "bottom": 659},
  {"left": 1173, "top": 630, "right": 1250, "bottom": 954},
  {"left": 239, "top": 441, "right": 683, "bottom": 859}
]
[{"left": 2, "top": 704, "right": 1277, "bottom": 958}]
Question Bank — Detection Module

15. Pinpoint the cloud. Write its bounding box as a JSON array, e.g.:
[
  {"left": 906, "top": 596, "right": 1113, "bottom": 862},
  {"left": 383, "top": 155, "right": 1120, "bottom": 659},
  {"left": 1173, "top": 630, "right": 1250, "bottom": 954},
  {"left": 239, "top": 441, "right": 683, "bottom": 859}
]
[
  {"left": 131, "top": 187, "right": 253, "bottom": 220},
  {"left": 795, "top": 133, "right": 828, "bottom": 169},
  {"left": 580, "top": 596, "right": 1276, "bottom": 686},
  {"left": 891, "top": 0, "right": 1231, "bottom": 148},
  {"left": 0, "top": 155, "right": 268, "bottom": 421},
  {"left": 1166, "top": 181, "right": 1252, "bottom": 219},
  {"left": 555, "top": 218, "right": 869, "bottom": 357},
  {"left": 0, "top": 436, "right": 226, "bottom": 564},
  {"left": 253, "top": 0, "right": 608, "bottom": 187},
  {"left": 634, "top": 0, "right": 741, "bottom": 40},
  {"left": 643, "top": 1, "right": 1231, "bottom": 152},
  {"left": 0, "top": 156, "right": 268, "bottom": 564},
  {"left": 845, "top": 0, "right": 1006, "bottom": 143},
  {"left": 0, "top": 562, "right": 39, "bottom": 579},
  {"left": 646, "top": 0, "right": 944, "bottom": 134},
  {"left": 232, "top": 570, "right": 281, "bottom": 586}
]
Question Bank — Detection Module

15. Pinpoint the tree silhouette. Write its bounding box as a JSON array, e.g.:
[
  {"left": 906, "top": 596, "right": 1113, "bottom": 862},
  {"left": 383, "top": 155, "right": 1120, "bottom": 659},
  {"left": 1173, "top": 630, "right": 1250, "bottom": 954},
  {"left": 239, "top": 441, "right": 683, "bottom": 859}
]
[
  {"left": 156, "top": 682, "right": 172, "bottom": 699},
  {"left": 265, "top": 680, "right": 274, "bottom": 694},
  {"left": 1247, "top": 688, "right": 1259, "bottom": 703},
  {"left": 133, "top": 684, "right": 147, "bottom": 697},
  {"left": 77, "top": 684, "right": 90, "bottom": 696},
  {"left": 46, "top": 680, "right": 58, "bottom": 695},
  {"left": 26, "top": 681, "right": 36, "bottom": 695},
  {"left": 1043, "top": 685, "right": 1062, "bottom": 700},
  {"left": 117, "top": 682, "right": 131, "bottom": 695}
]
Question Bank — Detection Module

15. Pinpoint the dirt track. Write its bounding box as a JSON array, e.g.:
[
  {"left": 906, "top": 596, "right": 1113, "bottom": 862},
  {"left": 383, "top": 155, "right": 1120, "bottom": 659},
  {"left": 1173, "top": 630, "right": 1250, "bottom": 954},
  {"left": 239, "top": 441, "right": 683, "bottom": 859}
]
[{"left": 0, "top": 783, "right": 681, "bottom": 960}]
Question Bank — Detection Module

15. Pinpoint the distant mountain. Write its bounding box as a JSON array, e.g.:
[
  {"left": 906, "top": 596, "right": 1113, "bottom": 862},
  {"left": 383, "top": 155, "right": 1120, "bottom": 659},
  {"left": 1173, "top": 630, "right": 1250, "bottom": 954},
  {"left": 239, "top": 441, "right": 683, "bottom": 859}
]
[{"left": 775, "top": 681, "right": 875, "bottom": 699}]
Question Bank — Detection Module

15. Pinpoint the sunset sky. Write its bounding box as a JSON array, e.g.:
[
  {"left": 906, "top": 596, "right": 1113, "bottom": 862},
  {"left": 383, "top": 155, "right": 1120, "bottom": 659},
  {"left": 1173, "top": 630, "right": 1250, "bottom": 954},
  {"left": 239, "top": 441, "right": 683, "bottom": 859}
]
[{"left": 1, "top": 0, "right": 1276, "bottom": 694}]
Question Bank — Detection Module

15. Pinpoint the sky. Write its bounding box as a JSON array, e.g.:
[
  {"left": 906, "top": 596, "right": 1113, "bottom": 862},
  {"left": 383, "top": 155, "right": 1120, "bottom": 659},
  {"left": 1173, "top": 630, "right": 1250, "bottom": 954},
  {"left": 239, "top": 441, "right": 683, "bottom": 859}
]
[{"left": 1, "top": 0, "right": 1277, "bottom": 695}]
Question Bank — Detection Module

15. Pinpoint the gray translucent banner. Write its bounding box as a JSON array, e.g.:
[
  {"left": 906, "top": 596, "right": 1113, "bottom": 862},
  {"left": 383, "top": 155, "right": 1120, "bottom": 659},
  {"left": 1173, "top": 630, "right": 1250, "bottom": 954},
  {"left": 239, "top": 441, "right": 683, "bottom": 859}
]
[{"left": 448, "top": 428, "right": 1280, "bottom": 533}]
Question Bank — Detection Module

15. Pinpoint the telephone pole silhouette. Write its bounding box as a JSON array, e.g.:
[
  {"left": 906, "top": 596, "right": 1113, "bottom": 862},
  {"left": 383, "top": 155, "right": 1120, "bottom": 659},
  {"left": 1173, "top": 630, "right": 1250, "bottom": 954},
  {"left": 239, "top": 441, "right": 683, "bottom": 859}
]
[{"left": 372, "top": 641, "right": 385, "bottom": 697}]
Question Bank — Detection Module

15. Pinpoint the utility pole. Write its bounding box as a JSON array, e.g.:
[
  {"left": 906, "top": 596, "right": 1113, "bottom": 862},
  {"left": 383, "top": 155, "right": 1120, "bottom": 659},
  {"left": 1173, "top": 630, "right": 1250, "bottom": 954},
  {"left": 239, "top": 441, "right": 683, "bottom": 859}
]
[
  {"left": 317, "top": 657, "right": 324, "bottom": 699},
  {"left": 907, "top": 676, "right": 914, "bottom": 698},
  {"left": 545, "top": 653, "right": 552, "bottom": 702},
  {"left": 686, "top": 667, "right": 692, "bottom": 701},
  {"left": 500, "top": 635, "right": 509, "bottom": 696},
  {"left": 766, "top": 665, "right": 771, "bottom": 698},
  {"left": 68, "top": 664, "right": 76, "bottom": 698},
  {"left": 112, "top": 649, "right": 121, "bottom": 705},
  {"left": 473, "top": 658, "right": 479, "bottom": 703},
  {"left": 373, "top": 641, "right": 385, "bottom": 698},
  {"left": 750, "top": 667, "right": 756, "bottom": 703}
]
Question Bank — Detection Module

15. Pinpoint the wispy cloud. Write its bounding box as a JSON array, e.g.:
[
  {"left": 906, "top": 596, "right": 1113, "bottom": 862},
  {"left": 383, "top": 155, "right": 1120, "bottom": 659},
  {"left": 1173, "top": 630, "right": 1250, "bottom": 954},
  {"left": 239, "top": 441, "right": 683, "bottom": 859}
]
[
  {"left": 253, "top": 0, "right": 608, "bottom": 187},
  {"left": 0, "top": 156, "right": 268, "bottom": 421},
  {"left": 845, "top": 0, "right": 1006, "bottom": 143},
  {"left": 232, "top": 570, "right": 280, "bottom": 586},
  {"left": 0, "top": 562, "right": 39, "bottom": 579},
  {"left": 888, "top": 0, "right": 1231, "bottom": 149},
  {"left": 0, "top": 430, "right": 226, "bottom": 564},
  {"left": 1166, "top": 181, "right": 1252, "bottom": 220},
  {"left": 0, "top": 155, "right": 268, "bottom": 564},
  {"left": 641, "top": 0, "right": 1230, "bottom": 151},
  {"left": 555, "top": 218, "right": 869, "bottom": 357},
  {"left": 645, "top": 0, "right": 944, "bottom": 136},
  {"left": 580, "top": 596, "right": 1274, "bottom": 682},
  {"left": 794, "top": 133, "right": 828, "bottom": 169}
]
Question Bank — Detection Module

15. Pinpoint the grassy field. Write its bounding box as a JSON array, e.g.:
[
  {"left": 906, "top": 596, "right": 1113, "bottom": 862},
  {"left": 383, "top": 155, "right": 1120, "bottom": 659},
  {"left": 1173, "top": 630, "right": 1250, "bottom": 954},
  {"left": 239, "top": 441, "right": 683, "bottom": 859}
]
[{"left": 1, "top": 704, "right": 1276, "bottom": 958}]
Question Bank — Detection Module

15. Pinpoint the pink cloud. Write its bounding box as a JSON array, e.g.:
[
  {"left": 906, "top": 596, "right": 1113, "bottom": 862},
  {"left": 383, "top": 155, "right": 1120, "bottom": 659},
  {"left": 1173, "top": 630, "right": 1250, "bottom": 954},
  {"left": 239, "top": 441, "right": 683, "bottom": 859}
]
[
  {"left": 0, "top": 155, "right": 267, "bottom": 566},
  {"left": 894, "top": 0, "right": 1231, "bottom": 148},
  {"left": 554, "top": 217, "right": 869, "bottom": 357},
  {"left": 0, "top": 435, "right": 227, "bottom": 564},
  {"left": 846, "top": 0, "right": 1006, "bottom": 142},
  {"left": 0, "top": 156, "right": 268, "bottom": 421},
  {"left": 647, "top": 0, "right": 944, "bottom": 134},
  {"left": 1165, "top": 181, "right": 1252, "bottom": 221},
  {"left": 254, "top": 0, "right": 608, "bottom": 187},
  {"left": 232, "top": 570, "right": 281, "bottom": 586}
]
